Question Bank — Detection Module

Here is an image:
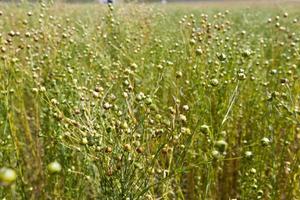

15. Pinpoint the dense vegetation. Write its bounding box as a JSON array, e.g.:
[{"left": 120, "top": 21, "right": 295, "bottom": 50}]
[{"left": 0, "top": 2, "right": 299, "bottom": 199}]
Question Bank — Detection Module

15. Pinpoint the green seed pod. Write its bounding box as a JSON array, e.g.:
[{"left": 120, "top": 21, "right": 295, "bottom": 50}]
[
  {"left": 176, "top": 71, "right": 183, "bottom": 78},
  {"left": 212, "top": 149, "right": 220, "bottom": 158},
  {"left": 242, "top": 49, "right": 252, "bottom": 58},
  {"left": 196, "top": 48, "right": 203, "bottom": 55},
  {"left": 251, "top": 184, "right": 258, "bottom": 190},
  {"left": 179, "top": 114, "right": 187, "bottom": 122},
  {"left": 258, "top": 189, "right": 264, "bottom": 195},
  {"left": 200, "top": 124, "right": 210, "bottom": 135},
  {"left": 123, "top": 144, "right": 131, "bottom": 152},
  {"left": 82, "top": 137, "right": 88, "bottom": 145},
  {"left": 210, "top": 78, "right": 219, "bottom": 86},
  {"left": 182, "top": 105, "right": 189, "bottom": 111},
  {"left": 220, "top": 131, "right": 227, "bottom": 137},
  {"left": 47, "top": 161, "right": 62, "bottom": 174},
  {"left": 145, "top": 97, "right": 152, "bottom": 105},
  {"left": 261, "top": 137, "right": 270, "bottom": 146},
  {"left": 250, "top": 168, "right": 256, "bottom": 174},
  {"left": 237, "top": 73, "right": 246, "bottom": 80},
  {"left": 217, "top": 53, "right": 227, "bottom": 61},
  {"left": 0, "top": 167, "right": 17, "bottom": 186},
  {"left": 245, "top": 151, "right": 253, "bottom": 159},
  {"left": 215, "top": 140, "right": 228, "bottom": 153}
]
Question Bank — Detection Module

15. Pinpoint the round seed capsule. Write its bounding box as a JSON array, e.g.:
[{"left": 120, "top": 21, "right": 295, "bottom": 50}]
[
  {"left": 200, "top": 125, "right": 210, "bottom": 135},
  {"left": 210, "top": 79, "right": 219, "bottom": 86},
  {"left": 82, "top": 137, "right": 88, "bottom": 145},
  {"left": 212, "top": 150, "right": 220, "bottom": 158},
  {"left": 261, "top": 137, "right": 270, "bottom": 146},
  {"left": 245, "top": 151, "right": 253, "bottom": 159},
  {"left": 215, "top": 140, "right": 228, "bottom": 153},
  {"left": 0, "top": 167, "right": 17, "bottom": 185},
  {"left": 123, "top": 144, "right": 131, "bottom": 152},
  {"left": 47, "top": 161, "right": 62, "bottom": 174}
]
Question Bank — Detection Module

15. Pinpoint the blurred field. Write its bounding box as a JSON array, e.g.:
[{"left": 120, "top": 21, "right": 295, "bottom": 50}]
[
  {"left": 0, "top": 1, "right": 299, "bottom": 200},
  {"left": 153, "top": 0, "right": 300, "bottom": 10}
]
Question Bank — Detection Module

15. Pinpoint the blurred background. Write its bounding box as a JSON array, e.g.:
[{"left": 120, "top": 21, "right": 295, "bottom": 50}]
[{"left": 1, "top": 0, "right": 300, "bottom": 3}]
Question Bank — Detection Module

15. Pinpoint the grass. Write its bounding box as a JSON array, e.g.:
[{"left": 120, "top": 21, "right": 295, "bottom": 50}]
[{"left": 0, "top": 1, "right": 299, "bottom": 199}]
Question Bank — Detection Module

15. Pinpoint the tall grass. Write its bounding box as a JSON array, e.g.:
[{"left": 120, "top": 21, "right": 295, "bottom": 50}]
[{"left": 0, "top": 2, "right": 299, "bottom": 199}]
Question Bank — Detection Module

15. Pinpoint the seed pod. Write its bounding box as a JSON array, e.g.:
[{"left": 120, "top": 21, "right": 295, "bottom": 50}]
[
  {"left": 145, "top": 97, "right": 152, "bottom": 105},
  {"left": 182, "top": 105, "right": 189, "bottom": 111},
  {"left": 237, "top": 73, "right": 246, "bottom": 80},
  {"left": 196, "top": 48, "right": 203, "bottom": 55},
  {"left": 217, "top": 53, "right": 226, "bottom": 61},
  {"left": 105, "top": 147, "right": 112, "bottom": 153},
  {"left": 106, "top": 168, "right": 113, "bottom": 176},
  {"left": 212, "top": 150, "right": 220, "bottom": 158},
  {"left": 92, "top": 91, "right": 99, "bottom": 98},
  {"left": 0, "top": 167, "right": 17, "bottom": 186},
  {"left": 245, "top": 151, "right": 253, "bottom": 159},
  {"left": 123, "top": 144, "right": 131, "bottom": 152},
  {"left": 280, "top": 78, "right": 288, "bottom": 84},
  {"left": 210, "top": 78, "right": 219, "bottom": 86},
  {"left": 136, "top": 147, "right": 144, "bottom": 154},
  {"left": 176, "top": 71, "right": 182, "bottom": 78},
  {"left": 215, "top": 140, "right": 228, "bottom": 153},
  {"left": 250, "top": 168, "right": 256, "bottom": 174},
  {"left": 74, "top": 109, "right": 81, "bottom": 115},
  {"left": 103, "top": 102, "right": 111, "bottom": 110},
  {"left": 162, "top": 147, "right": 168, "bottom": 154},
  {"left": 261, "top": 137, "right": 270, "bottom": 146},
  {"left": 200, "top": 124, "right": 210, "bottom": 135},
  {"left": 82, "top": 137, "right": 88, "bottom": 145},
  {"left": 47, "top": 161, "right": 62, "bottom": 174},
  {"left": 179, "top": 114, "right": 187, "bottom": 123},
  {"left": 242, "top": 49, "right": 251, "bottom": 58}
]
